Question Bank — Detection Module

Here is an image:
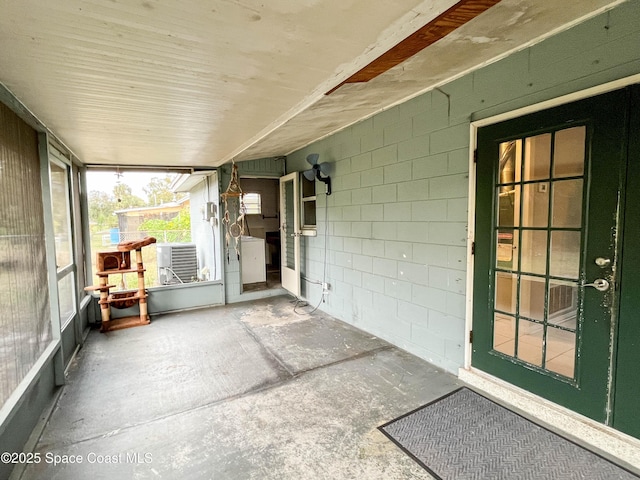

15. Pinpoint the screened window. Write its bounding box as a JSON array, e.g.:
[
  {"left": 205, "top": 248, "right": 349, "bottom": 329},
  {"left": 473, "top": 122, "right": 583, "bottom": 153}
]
[
  {"left": 242, "top": 193, "right": 262, "bottom": 215},
  {"left": 0, "top": 103, "right": 53, "bottom": 407}
]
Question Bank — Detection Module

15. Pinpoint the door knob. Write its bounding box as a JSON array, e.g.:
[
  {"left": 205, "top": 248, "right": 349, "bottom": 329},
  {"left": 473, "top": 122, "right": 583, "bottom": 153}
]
[{"left": 582, "top": 278, "right": 610, "bottom": 292}]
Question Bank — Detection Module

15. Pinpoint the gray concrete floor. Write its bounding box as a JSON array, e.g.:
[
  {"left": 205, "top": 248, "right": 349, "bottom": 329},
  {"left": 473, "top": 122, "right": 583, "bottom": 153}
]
[{"left": 18, "top": 295, "right": 460, "bottom": 480}]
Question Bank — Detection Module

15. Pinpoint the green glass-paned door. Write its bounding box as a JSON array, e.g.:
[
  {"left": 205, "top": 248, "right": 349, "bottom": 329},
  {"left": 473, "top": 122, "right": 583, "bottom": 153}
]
[{"left": 473, "top": 89, "right": 629, "bottom": 422}]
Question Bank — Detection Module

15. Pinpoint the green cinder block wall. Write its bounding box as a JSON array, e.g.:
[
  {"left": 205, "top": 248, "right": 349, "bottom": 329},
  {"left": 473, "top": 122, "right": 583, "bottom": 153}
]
[{"left": 285, "top": 0, "right": 640, "bottom": 373}]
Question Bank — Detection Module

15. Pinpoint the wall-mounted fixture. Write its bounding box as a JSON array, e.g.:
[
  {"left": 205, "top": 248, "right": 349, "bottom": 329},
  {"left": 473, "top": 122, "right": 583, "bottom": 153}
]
[{"left": 303, "top": 153, "right": 332, "bottom": 195}]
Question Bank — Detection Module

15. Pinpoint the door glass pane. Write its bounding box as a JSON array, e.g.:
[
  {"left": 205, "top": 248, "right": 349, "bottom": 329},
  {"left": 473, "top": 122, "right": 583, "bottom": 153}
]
[
  {"left": 517, "top": 319, "right": 543, "bottom": 366},
  {"left": 493, "top": 313, "right": 515, "bottom": 356},
  {"left": 495, "top": 272, "right": 516, "bottom": 314},
  {"left": 498, "top": 140, "right": 521, "bottom": 184},
  {"left": 552, "top": 179, "right": 583, "bottom": 228},
  {"left": 548, "top": 280, "right": 578, "bottom": 328},
  {"left": 553, "top": 127, "right": 585, "bottom": 177},
  {"left": 519, "top": 275, "right": 545, "bottom": 321},
  {"left": 490, "top": 124, "right": 587, "bottom": 380},
  {"left": 549, "top": 231, "right": 581, "bottom": 279},
  {"left": 524, "top": 133, "right": 551, "bottom": 181},
  {"left": 496, "top": 229, "right": 518, "bottom": 270},
  {"left": 545, "top": 327, "right": 576, "bottom": 378},
  {"left": 497, "top": 185, "right": 519, "bottom": 227},
  {"left": 522, "top": 183, "right": 549, "bottom": 227},
  {"left": 520, "top": 230, "right": 547, "bottom": 275}
]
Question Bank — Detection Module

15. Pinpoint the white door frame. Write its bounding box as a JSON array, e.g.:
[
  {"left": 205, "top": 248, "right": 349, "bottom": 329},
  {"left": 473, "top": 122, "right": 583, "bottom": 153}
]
[{"left": 279, "top": 172, "right": 300, "bottom": 297}]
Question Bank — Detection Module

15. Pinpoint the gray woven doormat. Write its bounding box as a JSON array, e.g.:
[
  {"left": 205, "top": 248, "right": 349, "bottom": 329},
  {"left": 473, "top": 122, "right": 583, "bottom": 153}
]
[{"left": 379, "top": 387, "right": 638, "bottom": 480}]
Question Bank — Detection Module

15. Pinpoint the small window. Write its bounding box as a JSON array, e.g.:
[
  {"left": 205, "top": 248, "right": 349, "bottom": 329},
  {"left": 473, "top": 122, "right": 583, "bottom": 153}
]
[
  {"left": 243, "top": 192, "right": 262, "bottom": 215},
  {"left": 301, "top": 174, "right": 316, "bottom": 234}
]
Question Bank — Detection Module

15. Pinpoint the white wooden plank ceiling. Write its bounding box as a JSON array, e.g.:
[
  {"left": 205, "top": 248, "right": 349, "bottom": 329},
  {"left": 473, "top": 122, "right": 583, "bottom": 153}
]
[{"left": 0, "top": 0, "right": 626, "bottom": 167}]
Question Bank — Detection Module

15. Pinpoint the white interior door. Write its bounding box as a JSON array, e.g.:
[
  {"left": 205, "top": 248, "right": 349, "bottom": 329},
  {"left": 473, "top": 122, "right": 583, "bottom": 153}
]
[{"left": 279, "top": 172, "right": 300, "bottom": 297}]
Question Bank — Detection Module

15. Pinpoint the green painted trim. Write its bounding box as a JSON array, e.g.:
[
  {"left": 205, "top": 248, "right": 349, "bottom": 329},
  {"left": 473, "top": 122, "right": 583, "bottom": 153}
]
[{"left": 612, "top": 85, "right": 640, "bottom": 438}]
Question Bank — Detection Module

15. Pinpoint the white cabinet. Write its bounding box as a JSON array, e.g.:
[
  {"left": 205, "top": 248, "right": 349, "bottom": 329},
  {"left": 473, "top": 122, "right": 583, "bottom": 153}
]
[{"left": 241, "top": 236, "right": 266, "bottom": 284}]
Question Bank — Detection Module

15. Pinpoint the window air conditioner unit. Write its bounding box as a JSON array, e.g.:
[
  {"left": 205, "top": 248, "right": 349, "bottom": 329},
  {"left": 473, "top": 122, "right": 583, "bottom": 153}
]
[{"left": 157, "top": 243, "right": 198, "bottom": 285}]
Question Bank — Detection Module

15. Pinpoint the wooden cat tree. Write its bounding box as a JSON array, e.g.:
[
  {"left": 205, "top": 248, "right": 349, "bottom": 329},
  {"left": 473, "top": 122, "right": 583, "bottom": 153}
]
[{"left": 85, "top": 236, "right": 156, "bottom": 332}]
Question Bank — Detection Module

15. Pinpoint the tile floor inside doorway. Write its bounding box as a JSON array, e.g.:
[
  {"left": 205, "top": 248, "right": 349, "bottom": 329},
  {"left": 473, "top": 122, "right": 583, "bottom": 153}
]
[{"left": 17, "top": 296, "right": 460, "bottom": 480}]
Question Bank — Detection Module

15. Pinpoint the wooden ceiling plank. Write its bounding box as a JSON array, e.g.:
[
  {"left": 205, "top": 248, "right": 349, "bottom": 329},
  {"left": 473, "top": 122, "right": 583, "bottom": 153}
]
[{"left": 326, "top": 0, "right": 502, "bottom": 94}]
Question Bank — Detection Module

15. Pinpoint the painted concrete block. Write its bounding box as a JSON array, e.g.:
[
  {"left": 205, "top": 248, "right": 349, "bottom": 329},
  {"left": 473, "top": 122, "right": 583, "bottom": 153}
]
[
  {"left": 448, "top": 148, "right": 470, "bottom": 174},
  {"left": 343, "top": 237, "right": 362, "bottom": 254},
  {"left": 341, "top": 172, "right": 361, "bottom": 190},
  {"left": 353, "top": 254, "right": 373, "bottom": 273},
  {"left": 398, "top": 133, "right": 430, "bottom": 162},
  {"left": 342, "top": 205, "right": 362, "bottom": 222},
  {"left": 328, "top": 264, "right": 344, "bottom": 282},
  {"left": 333, "top": 280, "right": 353, "bottom": 299},
  {"left": 333, "top": 221, "right": 352, "bottom": 237},
  {"left": 352, "top": 284, "right": 372, "bottom": 305},
  {"left": 447, "top": 246, "right": 467, "bottom": 271},
  {"left": 411, "top": 323, "right": 446, "bottom": 357},
  {"left": 361, "top": 204, "right": 384, "bottom": 222},
  {"left": 344, "top": 269, "right": 363, "bottom": 288},
  {"left": 383, "top": 202, "right": 411, "bottom": 221},
  {"left": 351, "top": 117, "right": 373, "bottom": 137},
  {"left": 398, "top": 300, "right": 428, "bottom": 325},
  {"left": 384, "top": 162, "right": 412, "bottom": 184},
  {"left": 362, "top": 272, "right": 385, "bottom": 293},
  {"left": 385, "top": 241, "right": 413, "bottom": 262},
  {"left": 411, "top": 200, "right": 447, "bottom": 222},
  {"left": 361, "top": 167, "right": 384, "bottom": 187},
  {"left": 372, "top": 144, "right": 398, "bottom": 168},
  {"left": 446, "top": 291, "right": 466, "bottom": 319},
  {"left": 397, "top": 179, "right": 430, "bottom": 202},
  {"left": 411, "top": 284, "right": 447, "bottom": 312},
  {"left": 351, "top": 187, "right": 373, "bottom": 205},
  {"left": 384, "top": 118, "right": 413, "bottom": 146},
  {"left": 397, "top": 221, "right": 428, "bottom": 242},
  {"left": 329, "top": 236, "right": 344, "bottom": 252},
  {"left": 447, "top": 197, "right": 468, "bottom": 222},
  {"left": 429, "top": 310, "right": 464, "bottom": 341},
  {"left": 331, "top": 190, "right": 352, "bottom": 206},
  {"left": 399, "top": 91, "right": 431, "bottom": 118},
  {"left": 351, "top": 152, "right": 372, "bottom": 172},
  {"left": 473, "top": 49, "right": 531, "bottom": 101},
  {"left": 429, "top": 173, "right": 468, "bottom": 199},
  {"left": 385, "top": 278, "right": 413, "bottom": 302},
  {"left": 412, "top": 153, "right": 448, "bottom": 179},
  {"left": 429, "top": 266, "right": 465, "bottom": 294},
  {"left": 373, "top": 106, "right": 400, "bottom": 131},
  {"left": 351, "top": 222, "right": 372, "bottom": 239},
  {"left": 373, "top": 257, "right": 397, "bottom": 279},
  {"left": 372, "top": 222, "right": 397, "bottom": 241},
  {"left": 361, "top": 131, "right": 384, "bottom": 152},
  {"left": 372, "top": 184, "right": 397, "bottom": 204},
  {"left": 429, "top": 123, "right": 470, "bottom": 154},
  {"left": 327, "top": 206, "right": 344, "bottom": 222},
  {"left": 362, "top": 239, "right": 385, "bottom": 258},
  {"left": 372, "top": 293, "right": 398, "bottom": 317},
  {"left": 428, "top": 222, "right": 467, "bottom": 246},
  {"left": 398, "top": 260, "right": 428, "bottom": 285},
  {"left": 413, "top": 108, "right": 449, "bottom": 138},
  {"left": 333, "top": 158, "right": 352, "bottom": 176},
  {"left": 412, "top": 243, "right": 448, "bottom": 268},
  {"left": 341, "top": 138, "right": 361, "bottom": 158},
  {"left": 444, "top": 338, "right": 465, "bottom": 366},
  {"left": 529, "top": 14, "right": 611, "bottom": 72}
]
